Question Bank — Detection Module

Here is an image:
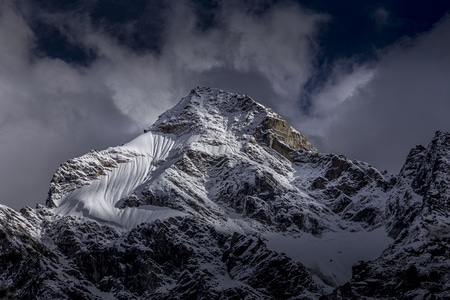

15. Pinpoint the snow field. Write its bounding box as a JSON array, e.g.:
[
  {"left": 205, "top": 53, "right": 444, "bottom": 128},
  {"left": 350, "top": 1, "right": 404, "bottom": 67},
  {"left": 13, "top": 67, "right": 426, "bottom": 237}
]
[{"left": 264, "top": 227, "right": 392, "bottom": 289}]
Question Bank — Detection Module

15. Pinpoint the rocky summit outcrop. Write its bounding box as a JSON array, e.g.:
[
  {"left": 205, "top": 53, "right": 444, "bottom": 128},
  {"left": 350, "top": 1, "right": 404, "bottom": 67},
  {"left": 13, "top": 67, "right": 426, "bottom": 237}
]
[{"left": 1, "top": 88, "right": 449, "bottom": 299}]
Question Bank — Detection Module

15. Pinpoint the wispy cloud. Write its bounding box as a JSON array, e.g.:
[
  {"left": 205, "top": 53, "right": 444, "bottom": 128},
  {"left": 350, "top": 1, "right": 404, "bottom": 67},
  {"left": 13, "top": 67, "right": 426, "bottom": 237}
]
[{"left": 309, "top": 15, "right": 450, "bottom": 172}]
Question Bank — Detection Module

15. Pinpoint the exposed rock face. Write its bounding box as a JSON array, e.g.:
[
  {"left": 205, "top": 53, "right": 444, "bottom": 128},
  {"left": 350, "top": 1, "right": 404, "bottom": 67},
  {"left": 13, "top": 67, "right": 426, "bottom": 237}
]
[
  {"left": 0, "top": 205, "right": 103, "bottom": 299},
  {"left": 256, "top": 114, "right": 317, "bottom": 160},
  {"left": 411, "top": 131, "right": 450, "bottom": 209},
  {"left": 328, "top": 131, "right": 450, "bottom": 299},
  {"left": 0, "top": 88, "right": 449, "bottom": 299}
]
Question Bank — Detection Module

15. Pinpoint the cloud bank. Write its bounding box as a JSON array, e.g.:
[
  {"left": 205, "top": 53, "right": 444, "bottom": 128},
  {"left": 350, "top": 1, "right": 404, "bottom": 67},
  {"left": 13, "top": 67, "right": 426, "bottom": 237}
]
[{"left": 307, "top": 15, "right": 450, "bottom": 171}]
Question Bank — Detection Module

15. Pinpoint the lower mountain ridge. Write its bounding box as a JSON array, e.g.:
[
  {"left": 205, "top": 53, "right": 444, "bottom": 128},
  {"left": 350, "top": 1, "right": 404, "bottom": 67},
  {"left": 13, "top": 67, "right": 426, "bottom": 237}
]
[{"left": 1, "top": 87, "right": 449, "bottom": 299}]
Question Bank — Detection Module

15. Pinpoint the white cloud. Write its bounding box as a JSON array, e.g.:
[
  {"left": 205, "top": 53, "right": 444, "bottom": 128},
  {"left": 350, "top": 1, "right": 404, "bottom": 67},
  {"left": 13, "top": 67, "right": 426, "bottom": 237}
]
[
  {"left": 298, "top": 63, "right": 375, "bottom": 138},
  {"left": 307, "top": 15, "right": 450, "bottom": 172},
  {"left": 223, "top": 4, "right": 324, "bottom": 100},
  {"left": 0, "top": 2, "right": 137, "bottom": 209},
  {"left": 60, "top": 2, "right": 326, "bottom": 126}
]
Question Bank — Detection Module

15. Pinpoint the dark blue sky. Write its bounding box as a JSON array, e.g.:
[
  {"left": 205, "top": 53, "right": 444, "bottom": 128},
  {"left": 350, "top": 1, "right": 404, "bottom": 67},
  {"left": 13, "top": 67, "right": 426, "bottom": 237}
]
[
  {"left": 29, "top": 0, "right": 449, "bottom": 89},
  {"left": 1, "top": 0, "right": 450, "bottom": 209},
  {"left": 29, "top": 0, "right": 449, "bottom": 56}
]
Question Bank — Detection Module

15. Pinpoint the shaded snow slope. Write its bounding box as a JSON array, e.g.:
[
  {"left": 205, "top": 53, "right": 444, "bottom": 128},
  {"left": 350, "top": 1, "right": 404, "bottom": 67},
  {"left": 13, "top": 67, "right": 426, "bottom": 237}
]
[{"left": 265, "top": 227, "right": 392, "bottom": 289}]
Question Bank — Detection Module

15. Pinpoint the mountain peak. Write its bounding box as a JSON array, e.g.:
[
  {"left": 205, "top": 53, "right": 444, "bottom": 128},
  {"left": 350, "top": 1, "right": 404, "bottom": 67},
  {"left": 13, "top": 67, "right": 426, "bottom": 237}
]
[
  {"left": 46, "top": 87, "right": 317, "bottom": 229},
  {"left": 149, "top": 87, "right": 317, "bottom": 156}
]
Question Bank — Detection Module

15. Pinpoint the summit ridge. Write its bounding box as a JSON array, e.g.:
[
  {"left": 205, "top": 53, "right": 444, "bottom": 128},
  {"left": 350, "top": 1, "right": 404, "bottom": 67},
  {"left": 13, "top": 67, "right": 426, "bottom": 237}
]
[{"left": 150, "top": 87, "right": 317, "bottom": 155}]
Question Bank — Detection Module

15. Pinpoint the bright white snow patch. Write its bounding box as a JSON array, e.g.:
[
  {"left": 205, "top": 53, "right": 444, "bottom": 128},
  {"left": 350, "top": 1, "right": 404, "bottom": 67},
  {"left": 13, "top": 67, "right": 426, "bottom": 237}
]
[
  {"left": 264, "top": 227, "right": 392, "bottom": 289},
  {"left": 54, "top": 132, "right": 185, "bottom": 229}
]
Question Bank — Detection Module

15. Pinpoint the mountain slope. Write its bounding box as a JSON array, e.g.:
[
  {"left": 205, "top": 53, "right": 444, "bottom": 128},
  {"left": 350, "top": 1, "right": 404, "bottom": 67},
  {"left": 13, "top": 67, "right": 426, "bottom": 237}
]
[
  {"left": 329, "top": 131, "right": 450, "bottom": 299},
  {"left": 1, "top": 87, "right": 448, "bottom": 299}
]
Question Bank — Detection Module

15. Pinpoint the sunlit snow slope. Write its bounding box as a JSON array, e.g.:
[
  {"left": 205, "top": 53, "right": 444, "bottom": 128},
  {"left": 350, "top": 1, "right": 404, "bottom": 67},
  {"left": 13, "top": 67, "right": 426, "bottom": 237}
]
[{"left": 53, "top": 132, "right": 184, "bottom": 229}]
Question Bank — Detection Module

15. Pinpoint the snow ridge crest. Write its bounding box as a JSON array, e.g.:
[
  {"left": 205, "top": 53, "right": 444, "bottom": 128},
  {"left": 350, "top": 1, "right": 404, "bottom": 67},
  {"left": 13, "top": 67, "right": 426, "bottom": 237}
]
[{"left": 150, "top": 86, "right": 317, "bottom": 155}]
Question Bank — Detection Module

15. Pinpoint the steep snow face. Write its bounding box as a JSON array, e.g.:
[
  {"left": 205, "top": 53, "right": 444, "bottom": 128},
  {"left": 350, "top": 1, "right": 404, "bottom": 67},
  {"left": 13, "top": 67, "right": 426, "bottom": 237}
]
[{"left": 52, "top": 132, "right": 185, "bottom": 229}]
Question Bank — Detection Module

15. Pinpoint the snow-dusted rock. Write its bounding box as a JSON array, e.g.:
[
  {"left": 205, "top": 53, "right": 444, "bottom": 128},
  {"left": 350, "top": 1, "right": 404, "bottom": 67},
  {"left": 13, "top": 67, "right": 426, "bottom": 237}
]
[
  {"left": 329, "top": 131, "right": 450, "bottom": 299},
  {"left": 1, "top": 88, "right": 448, "bottom": 299}
]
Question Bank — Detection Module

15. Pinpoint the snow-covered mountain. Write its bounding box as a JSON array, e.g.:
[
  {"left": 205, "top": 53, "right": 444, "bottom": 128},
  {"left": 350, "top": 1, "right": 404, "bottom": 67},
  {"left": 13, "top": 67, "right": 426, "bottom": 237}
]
[{"left": 1, "top": 87, "right": 449, "bottom": 299}]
